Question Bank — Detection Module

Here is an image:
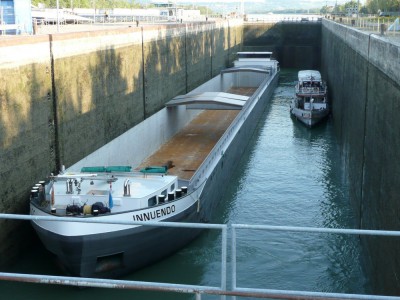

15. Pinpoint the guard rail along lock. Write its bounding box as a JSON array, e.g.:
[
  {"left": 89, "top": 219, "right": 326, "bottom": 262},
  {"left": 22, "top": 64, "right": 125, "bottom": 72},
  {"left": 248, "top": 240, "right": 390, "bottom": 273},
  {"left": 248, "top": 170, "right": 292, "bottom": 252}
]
[{"left": 1, "top": 213, "right": 400, "bottom": 300}]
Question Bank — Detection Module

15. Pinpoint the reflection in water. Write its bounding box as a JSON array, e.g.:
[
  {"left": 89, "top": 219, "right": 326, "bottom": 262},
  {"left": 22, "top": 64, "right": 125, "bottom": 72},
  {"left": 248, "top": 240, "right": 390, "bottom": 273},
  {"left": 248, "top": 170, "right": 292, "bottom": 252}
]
[{"left": 0, "top": 69, "right": 368, "bottom": 299}]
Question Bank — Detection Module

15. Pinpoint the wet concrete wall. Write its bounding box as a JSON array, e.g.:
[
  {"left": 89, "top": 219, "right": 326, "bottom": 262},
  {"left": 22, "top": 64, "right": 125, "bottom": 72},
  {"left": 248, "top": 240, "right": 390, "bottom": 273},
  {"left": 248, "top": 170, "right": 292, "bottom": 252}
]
[
  {"left": 0, "top": 36, "right": 54, "bottom": 265},
  {"left": 0, "top": 20, "right": 242, "bottom": 266},
  {"left": 242, "top": 22, "right": 321, "bottom": 69},
  {"left": 321, "top": 20, "right": 400, "bottom": 294}
]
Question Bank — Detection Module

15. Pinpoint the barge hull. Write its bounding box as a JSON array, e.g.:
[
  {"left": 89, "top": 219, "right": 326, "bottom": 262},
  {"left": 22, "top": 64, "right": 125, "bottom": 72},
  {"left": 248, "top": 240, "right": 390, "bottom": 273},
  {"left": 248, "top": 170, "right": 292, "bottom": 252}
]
[
  {"left": 31, "top": 61, "right": 279, "bottom": 278},
  {"left": 33, "top": 200, "right": 202, "bottom": 278}
]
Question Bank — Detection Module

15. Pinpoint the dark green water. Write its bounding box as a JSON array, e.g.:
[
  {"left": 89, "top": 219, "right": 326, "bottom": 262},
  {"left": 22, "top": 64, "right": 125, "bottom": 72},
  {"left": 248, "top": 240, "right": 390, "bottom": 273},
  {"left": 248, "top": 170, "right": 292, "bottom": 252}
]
[{"left": 0, "top": 69, "right": 369, "bottom": 299}]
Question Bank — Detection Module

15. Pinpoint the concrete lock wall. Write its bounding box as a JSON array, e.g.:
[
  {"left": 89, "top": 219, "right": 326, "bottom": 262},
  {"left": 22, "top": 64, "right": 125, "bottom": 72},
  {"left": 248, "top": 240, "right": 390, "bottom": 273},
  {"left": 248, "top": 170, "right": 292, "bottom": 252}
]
[
  {"left": 242, "top": 22, "right": 321, "bottom": 69},
  {"left": 0, "top": 36, "right": 54, "bottom": 265},
  {"left": 0, "top": 20, "right": 243, "bottom": 266},
  {"left": 322, "top": 19, "right": 400, "bottom": 294}
]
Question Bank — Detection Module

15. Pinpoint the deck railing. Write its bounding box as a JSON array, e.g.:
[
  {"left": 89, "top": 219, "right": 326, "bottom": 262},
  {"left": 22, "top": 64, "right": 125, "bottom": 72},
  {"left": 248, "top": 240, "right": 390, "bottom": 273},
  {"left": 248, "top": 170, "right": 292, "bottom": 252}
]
[
  {"left": 296, "top": 86, "right": 327, "bottom": 95},
  {"left": 1, "top": 213, "right": 400, "bottom": 300}
]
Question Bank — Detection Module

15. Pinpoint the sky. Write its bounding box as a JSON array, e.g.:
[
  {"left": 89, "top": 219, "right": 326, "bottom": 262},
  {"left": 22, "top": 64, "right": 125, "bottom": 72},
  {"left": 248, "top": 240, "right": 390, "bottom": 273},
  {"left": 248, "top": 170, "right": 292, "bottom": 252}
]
[{"left": 140, "top": 0, "right": 365, "bottom": 12}]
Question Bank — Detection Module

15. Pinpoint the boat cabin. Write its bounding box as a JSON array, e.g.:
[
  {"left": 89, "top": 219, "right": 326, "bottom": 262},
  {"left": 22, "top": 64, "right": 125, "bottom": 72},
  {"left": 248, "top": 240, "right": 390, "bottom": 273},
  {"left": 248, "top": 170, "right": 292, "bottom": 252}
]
[
  {"left": 233, "top": 52, "right": 278, "bottom": 71},
  {"left": 296, "top": 70, "right": 327, "bottom": 97},
  {"left": 298, "top": 70, "right": 322, "bottom": 83},
  {"left": 236, "top": 51, "right": 272, "bottom": 61}
]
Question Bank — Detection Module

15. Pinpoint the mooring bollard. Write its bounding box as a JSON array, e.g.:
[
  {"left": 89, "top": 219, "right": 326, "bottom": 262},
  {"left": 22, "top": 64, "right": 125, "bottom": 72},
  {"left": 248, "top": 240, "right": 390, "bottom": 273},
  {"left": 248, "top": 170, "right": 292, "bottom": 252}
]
[{"left": 380, "top": 23, "right": 387, "bottom": 35}]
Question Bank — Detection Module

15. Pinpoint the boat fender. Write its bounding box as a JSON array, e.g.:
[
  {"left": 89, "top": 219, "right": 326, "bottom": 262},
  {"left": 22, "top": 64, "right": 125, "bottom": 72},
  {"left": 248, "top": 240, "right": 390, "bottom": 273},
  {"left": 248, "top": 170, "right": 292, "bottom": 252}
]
[
  {"left": 66, "top": 204, "right": 82, "bottom": 215},
  {"left": 92, "top": 202, "right": 111, "bottom": 214},
  {"left": 83, "top": 205, "right": 92, "bottom": 215}
]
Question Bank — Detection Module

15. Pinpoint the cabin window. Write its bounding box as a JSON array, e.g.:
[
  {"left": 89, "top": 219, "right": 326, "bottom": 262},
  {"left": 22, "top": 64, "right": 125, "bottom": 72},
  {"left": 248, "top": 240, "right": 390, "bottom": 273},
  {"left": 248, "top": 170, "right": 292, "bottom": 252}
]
[
  {"left": 148, "top": 196, "right": 157, "bottom": 207},
  {"left": 170, "top": 183, "right": 175, "bottom": 191},
  {"left": 238, "top": 53, "right": 271, "bottom": 59},
  {"left": 162, "top": 189, "right": 167, "bottom": 196}
]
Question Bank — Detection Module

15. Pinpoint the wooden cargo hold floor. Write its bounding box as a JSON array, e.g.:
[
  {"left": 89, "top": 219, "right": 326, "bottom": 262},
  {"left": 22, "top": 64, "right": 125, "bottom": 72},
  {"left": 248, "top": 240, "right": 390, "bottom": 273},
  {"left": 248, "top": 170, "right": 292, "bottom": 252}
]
[
  {"left": 138, "top": 110, "right": 239, "bottom": 180},
  {"left": 138, "top": 87, "right": 257, "bottom": 180}
]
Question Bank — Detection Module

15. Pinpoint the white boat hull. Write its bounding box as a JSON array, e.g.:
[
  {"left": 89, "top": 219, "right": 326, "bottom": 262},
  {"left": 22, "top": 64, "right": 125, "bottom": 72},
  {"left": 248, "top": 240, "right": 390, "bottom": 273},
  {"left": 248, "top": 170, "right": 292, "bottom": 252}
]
[
  {"left": 31, "top": 196, "right": 203, "bottom": 277},
  {"left": 290, "top": 105, "right": 329, "bottom": 127},
  {"left": 30, "top": 60, "right": 279, "bottom": 278}
]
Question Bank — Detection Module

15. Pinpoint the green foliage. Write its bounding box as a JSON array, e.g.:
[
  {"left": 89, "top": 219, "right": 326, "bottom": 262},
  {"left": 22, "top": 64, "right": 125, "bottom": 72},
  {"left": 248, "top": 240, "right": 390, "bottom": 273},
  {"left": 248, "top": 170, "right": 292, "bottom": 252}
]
[
  {"left": 369, "top": 0, "right": 400, "bottom": 14},
  {"left": 372, "top": 0, "right": 400, "bottom": 14},
  {"left": 343, "top": 1, "right": 359, "bottom": 9},
  {"left": 324, "top": 0, "right": 400, "bottom": 14}
]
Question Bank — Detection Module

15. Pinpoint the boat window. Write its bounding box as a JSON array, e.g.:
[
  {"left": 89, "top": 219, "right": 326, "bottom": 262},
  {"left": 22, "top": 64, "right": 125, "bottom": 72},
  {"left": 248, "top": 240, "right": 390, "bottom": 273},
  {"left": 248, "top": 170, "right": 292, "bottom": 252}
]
[
  {"left": 170, "top": 183, "right": 175, "bottom": 191},
  {"left": 162, "top": 189, "right": 167, "bottom": 196},
  {"left": 148, "top": 196, "right": 157, "bottom": 207},
  {"left": 238, "top": 53, "right": 271, "bottom": 59}
]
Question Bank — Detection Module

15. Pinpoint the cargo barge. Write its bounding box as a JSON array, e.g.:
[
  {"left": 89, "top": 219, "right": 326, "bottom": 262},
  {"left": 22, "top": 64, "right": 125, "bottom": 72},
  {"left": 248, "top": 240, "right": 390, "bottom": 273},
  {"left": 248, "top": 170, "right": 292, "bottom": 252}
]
[{"left": 30, "top": 52, "right": 279, "bottom": 278}]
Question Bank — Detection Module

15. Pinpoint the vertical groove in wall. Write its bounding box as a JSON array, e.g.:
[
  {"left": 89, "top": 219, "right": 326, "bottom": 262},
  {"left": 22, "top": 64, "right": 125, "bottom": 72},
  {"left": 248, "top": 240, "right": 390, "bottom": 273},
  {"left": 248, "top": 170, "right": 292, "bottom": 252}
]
[
  {"left": 141, "top": 27, "right": 146, "bottom": 120},
  {"left": 185, "top": 24, "right": 188, "bottom": 94},
  {"left": 359, "top": 33, "right": 372, "bottom": 230},
  {"left": 227, "top": 21, "right": 230, "bottom": 66},
  {"left": 210, "top": 23, "right": 213, "bottom": 77},
  {"left": 49, "top": 34, "right": 60, "bottom": 173}
]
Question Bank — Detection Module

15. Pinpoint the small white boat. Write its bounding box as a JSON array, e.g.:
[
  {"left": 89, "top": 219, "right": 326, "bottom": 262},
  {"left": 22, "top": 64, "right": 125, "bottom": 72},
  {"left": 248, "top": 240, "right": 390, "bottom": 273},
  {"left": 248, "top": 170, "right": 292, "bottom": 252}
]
[
  {"left": 30, "top": 52, "right": 279, "bottom": 278},
  {"left": 290, "top": 70, "right": 329, "bottom": 127}
]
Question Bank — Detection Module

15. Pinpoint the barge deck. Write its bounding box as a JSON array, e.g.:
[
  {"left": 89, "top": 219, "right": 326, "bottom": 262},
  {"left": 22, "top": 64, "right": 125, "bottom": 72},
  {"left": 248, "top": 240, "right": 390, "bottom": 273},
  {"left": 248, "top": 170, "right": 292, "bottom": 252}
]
[{"left": 138, "top": 87, "right": 257, "bottom": 180}]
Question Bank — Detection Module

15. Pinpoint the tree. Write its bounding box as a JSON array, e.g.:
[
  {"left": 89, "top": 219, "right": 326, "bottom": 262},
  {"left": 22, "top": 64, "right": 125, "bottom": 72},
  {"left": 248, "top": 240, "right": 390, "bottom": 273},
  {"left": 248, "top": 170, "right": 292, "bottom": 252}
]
[{"left": 365, "top": 0, "right": 400, "bottom": 14}]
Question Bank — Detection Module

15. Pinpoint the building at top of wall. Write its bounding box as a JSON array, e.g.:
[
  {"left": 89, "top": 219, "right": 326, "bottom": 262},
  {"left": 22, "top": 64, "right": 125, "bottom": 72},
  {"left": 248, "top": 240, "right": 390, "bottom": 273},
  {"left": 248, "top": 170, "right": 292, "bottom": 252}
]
[{"left": 0, "top": 0, "right": 33, "bottom": 35}]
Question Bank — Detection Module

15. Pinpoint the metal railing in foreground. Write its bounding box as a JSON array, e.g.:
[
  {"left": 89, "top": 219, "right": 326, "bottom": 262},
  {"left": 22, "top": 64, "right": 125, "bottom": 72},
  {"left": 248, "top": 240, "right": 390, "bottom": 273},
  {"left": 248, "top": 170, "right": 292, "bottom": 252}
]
[
  {"left": 1, "top": 213, "right": 400, "bottom": 300},
  {"left": 231, "top": 224, "right": 400, "bottom": 300}
]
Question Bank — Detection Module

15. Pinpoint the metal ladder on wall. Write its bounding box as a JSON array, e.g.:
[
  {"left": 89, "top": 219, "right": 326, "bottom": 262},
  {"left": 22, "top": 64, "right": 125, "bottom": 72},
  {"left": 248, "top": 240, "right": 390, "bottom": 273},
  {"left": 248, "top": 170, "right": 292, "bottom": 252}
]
[{"left": 0, "top": 213, "right": 400, "bottom": 300}]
